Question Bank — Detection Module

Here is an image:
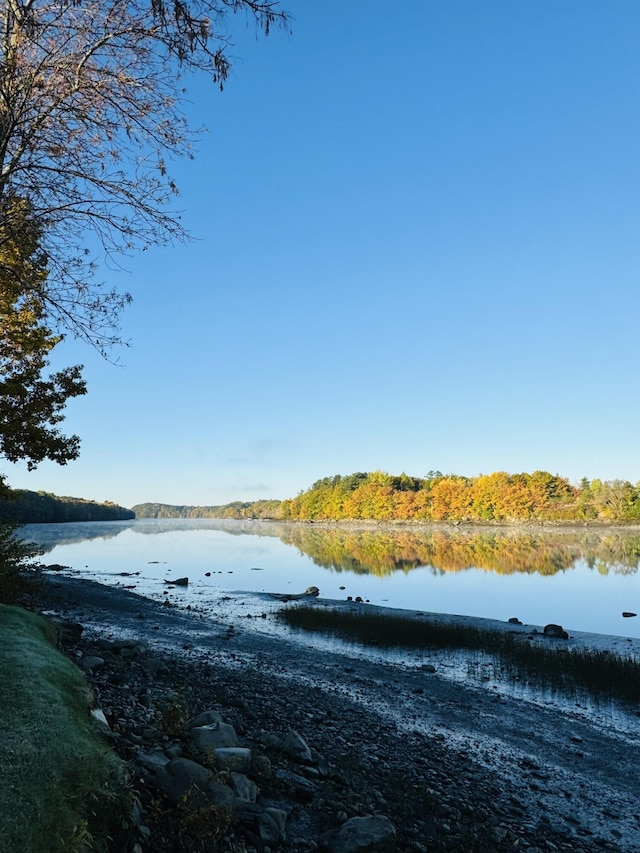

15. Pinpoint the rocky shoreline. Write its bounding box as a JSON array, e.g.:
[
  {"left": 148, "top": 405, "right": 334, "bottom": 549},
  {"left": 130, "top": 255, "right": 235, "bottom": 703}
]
[{"left": 23, "top": 572, "right": 640, "bottom": 852}]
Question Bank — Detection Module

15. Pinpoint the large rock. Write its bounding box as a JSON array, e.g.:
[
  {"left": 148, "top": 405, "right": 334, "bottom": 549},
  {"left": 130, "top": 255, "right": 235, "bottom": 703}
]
[
  {"left": 81, "top": 655, "right": 104, "bottom": 671},
  {"left": 543, "top": 624, "right": 569, "bottom": 639},
  {"left": 281, "top": 729, "right": 313, "bottom": 763},
  {"left": 274, "top": 768, "right": 317, "bottom": 802},
  {"left": 259, "top": 807, "right": 288, "bottom": 845},
  {"left": 155, "top": 757, "right": 236, "bottom": 810},
  {"left": 137, "top": 750, "right": 170, "bottom": 773},
  {"left": 229, "top": 772, "right": 257, "bottom": 802},
  {"left": 43, "top": 614, "right": 83, "bottom": 645},
  {"left": 99, "top": 638, "right": 147, "bottom": 658},
  {"left": 321, "top": 815, "right": 396, "bottom": 853},
  {"left": 188, "top": 721, "right": 240, "bottom": 753},
  {"left": 187, "top": 710, "right": 223, "bottom": 728},
  {"left": 213, "top": 747, "right": 252, "bottom": 773}
]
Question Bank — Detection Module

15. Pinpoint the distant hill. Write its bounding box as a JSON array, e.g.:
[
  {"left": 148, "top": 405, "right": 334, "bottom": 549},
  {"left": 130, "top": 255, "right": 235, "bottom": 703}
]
[{"left": 0, "top": 490, "right": 135, "bottom": 524}]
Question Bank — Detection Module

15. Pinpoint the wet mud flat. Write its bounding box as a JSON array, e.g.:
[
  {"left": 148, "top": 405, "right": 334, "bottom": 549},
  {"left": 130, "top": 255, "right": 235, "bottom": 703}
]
[{"left": 23, "top": 572, "right": 640, "bottom": 852}]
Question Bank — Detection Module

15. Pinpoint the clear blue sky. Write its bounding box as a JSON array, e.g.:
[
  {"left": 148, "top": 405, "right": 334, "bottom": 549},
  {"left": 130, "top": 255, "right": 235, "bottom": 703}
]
[{"left": 5, "top": 0, "right": 640, "bottom": 508}]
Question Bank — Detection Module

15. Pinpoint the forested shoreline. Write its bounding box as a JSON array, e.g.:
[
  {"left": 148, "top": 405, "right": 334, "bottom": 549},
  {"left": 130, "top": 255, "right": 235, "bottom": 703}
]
[
  {"left": 0, "top": 490, "right": 134, "bottom": 524},
  {"left": 133, "top": 470, "right": 640, "bottom": 524},
  {"left": 5, "top": 470, "right": 638, "bottom": 526}
]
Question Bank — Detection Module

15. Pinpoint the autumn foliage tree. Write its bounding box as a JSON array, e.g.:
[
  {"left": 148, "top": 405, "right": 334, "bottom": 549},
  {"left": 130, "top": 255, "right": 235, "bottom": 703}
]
[
  {"left": 130, "top": 469, "right": 640, "bottom": 524},
  {"left": 275, "top": 470, "right": 640, "bottom": 524},
  {"left": 0, "top": 200, "right": 85, "bottom": 471}
]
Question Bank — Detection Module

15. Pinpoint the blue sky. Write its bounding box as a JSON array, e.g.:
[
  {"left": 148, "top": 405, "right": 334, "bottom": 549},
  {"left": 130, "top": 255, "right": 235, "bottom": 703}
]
[{"left": 5, "top": 0, "right": 640, "bottom": 507}]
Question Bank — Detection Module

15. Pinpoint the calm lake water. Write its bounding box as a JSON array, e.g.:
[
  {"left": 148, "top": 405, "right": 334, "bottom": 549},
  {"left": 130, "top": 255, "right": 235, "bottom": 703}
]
[{"left": 19, "top": 518, "right": 640, "bottom": 639}]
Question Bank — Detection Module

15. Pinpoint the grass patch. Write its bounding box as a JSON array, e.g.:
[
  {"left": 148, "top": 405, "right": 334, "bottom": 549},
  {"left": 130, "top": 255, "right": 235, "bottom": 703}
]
[
  {"left": 279, "top": 604, "right": 640, "bottom": 704},
  {"left": 0, "top": 605, "right": 129, "bottom": 853}
]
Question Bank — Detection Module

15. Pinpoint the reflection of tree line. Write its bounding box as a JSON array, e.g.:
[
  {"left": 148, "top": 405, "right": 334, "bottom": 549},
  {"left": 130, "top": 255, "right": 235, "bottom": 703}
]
[
  {"left": 21, "top": 517, "right": 640, "bottom": 577},
  {"left": 277, "top": 527, "right": 640, "bottom": 577},
  {"left": 21, "top": 517, "right": 260, "bottom": 553},
  {"left": 20, "top": 521, "right": 135, "bottom": 554}
]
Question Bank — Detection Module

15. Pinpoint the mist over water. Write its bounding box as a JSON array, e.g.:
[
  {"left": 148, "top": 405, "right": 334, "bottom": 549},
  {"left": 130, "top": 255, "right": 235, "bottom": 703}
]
[{"left": 20, "top": 519, "right": 640, "bottom": 639}]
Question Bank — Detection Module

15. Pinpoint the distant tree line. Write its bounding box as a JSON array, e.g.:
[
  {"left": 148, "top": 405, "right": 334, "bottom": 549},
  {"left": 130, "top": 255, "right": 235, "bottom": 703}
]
[
  {"left": 280, "top": 471, "right": 640, "bottom": 523},
  {"left": 134, "top": 471, "right": 640, "bottom": 524},
  {"left": 0, "top": 490, "right": 134, "bottom": 524},
  {"left": 132, "top": 500, "right": 283, "bottom": 520}
]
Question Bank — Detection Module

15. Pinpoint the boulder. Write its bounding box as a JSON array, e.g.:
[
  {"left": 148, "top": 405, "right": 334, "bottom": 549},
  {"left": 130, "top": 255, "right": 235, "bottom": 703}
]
[
  {"left": 137, "top": 750, "right": 170, "bottom": 773},
  {"left": 155, "top": 757, "right": 236, "bottom": 810},
  {"left": 281, "top": 729, "right": 313, "bottom": 763},
  {"left": 274, "top": 768, "right": 317, "bottom": 802},
  {"left": 305, "top": 586, "right": 320, "bottom": 597},
  {"left": 213, "top": 747, "right": 252, "bottom": 773},
  {"left": 187, "top": 710, "right": 223, "bottom": 728},
  {"left": 164, "top": 577, "right": 188, "bottom": 586},
  {"left": 43, "top": 615, "right": 83, "bottom": 645},
  {"left": 188, "top": 721, "right": 240, "bottom": 753},
  {"left": 237, "top": 802, "right": 287, "bottom": 846},
  {"left": 100, "top": 638, "right": 147, "bottom": 658},
  {"left": 320, "top": 815, "right": 397, "bottom": 852},
  {"left": 229, "top": 772, "right": 257, "bottom": 802},
  {"left": 543, "top": 624, "right": 569, "bottom": 639},
  {"left": 260, "top": 808, "right": 288, "bottom": 845},
  {"left": 81, "top": 655, "right": 104, "bottom": 671}
]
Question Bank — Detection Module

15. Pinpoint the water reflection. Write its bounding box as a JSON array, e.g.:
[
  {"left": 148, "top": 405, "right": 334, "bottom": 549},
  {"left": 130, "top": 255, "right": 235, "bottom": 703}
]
[
  {"left": 22, "top": 519, "right": 640, "bottom": 578},
  {"left": 277, "top": 526, "right": 640, "bottom": 577},
  {"left": 20, "top": 520, "right": 135, "bottom": 551}
]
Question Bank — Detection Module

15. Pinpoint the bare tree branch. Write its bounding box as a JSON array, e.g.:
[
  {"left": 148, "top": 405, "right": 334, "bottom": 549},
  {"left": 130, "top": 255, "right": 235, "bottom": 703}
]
[{"left": 0, "top": 0, "right": 290, "bottom": 352}]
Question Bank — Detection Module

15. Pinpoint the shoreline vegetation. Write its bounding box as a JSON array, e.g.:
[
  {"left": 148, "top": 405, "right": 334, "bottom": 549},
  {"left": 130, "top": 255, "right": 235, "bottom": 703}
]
[
  {"left": 132, "top": 469, "right": 640, "bottom": 525},
  {"left": 279, "top": 604, "right": 640, "bottom": 704}
]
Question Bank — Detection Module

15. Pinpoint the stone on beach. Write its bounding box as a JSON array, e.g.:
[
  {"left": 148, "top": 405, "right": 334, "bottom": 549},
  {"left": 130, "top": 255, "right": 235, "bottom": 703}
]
[
  {"left": 213, "top": 747, "right": 252, "bottom": 773},
  {"left": 543, "top": 623, "right": 569, "bottom": 639},
  {"left": 155, "top": 757, "right": 236, "bottom": 809},
  {"left": 320, "top": 814, "right": 397, "bottom": 852},
  {"left": 188, "top": 720, "right": 240, "bottom": 752}
]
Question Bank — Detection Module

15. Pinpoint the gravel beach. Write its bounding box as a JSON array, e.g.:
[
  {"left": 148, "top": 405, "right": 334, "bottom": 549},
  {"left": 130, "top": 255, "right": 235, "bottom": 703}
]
[{"left": 22, "top": 571, "right": 640, "bottom": 853}]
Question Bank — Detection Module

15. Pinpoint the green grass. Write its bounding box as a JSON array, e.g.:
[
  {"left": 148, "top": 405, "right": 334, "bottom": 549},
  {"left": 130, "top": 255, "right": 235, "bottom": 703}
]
[
  {"left": 279, "top": 604, "right": 640, "bottom": 703},
  {"left": 0, "top": 605, "right": 129, "bottom": 853}
]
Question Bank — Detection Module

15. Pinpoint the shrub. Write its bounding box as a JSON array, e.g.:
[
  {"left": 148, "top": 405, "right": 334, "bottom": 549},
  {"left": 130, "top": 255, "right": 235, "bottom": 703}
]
[{"left": 0, "top": 522, "right": 39, "bottom": 602}]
